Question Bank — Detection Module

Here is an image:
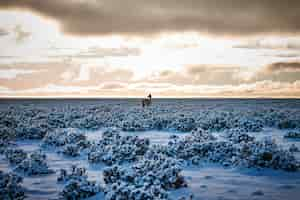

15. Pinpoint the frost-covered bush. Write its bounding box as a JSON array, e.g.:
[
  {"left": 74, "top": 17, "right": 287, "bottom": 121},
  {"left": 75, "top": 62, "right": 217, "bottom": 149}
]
[
  {"left": 57, "top": 165, "right": 101, "bottom": 199},
  {"left": 200, "top": 116, "right": 229, "bottom": 131},
  {"left": 104, "top": 181, "right": 169, "bottom": 200},
  {"left": 42, "top": 128, "right": 88, "bottom": 148},
  {"left": 284, "top": 131, "right": 300, "bottom": 139},
  {"left": 3, "top": 98, "right": 300, "bottom": 137},
  {"left": 121, "top": 119, "right": 148, "bottom": 132},
  {"left": 134, "top": 154, "right": 187, "bottom": 189},
  {"left": 238, "top": 118, "right": 263, "bottom": 132},
  {"left": 278, "top": 119, "right": 298, "bottom": 129},
  {"left": 62, "top": 144, "right": 80, "bottom": 157},
  {"left": 103, "top": 154, "right": 186, "bottom": 200},
  {"left": 0, "top": 126, "right": 16, "bottom": 154},
  {"left": 0, "top": 170, "right": 25, "bottom": 200},
  {"left": 42, "top": 129, "right": 68, "bottom": 147},
  {"left": 14, "top": 151, "right": 54, "bottom": 175},
  {"left": 88, "top": 129, "right": 149, "bottom": 165},
  {"left": 166, "top": 130, "right": 218, "bottom": 160},
  {"left": 224, "top": 128, "right": 255, "bottom": 143},
  {"left": 201, "top": 141, "right": 239, "bottom": 166},
  {"left": 189, "top": 128, "right": 216, "bottom": 142},
  {"left": 0, "top": 140, "right": 10, "bottom": 154},
  {"left": 15, "top": 125, "right": 47, "bottom": 139},
  {"left": 240, "top": 138, "right": 300, "bottom": 171},
  {"left": 57, "top": 165, "right": 87, "bottom": 182},
  {"left": 289, "top": 144, "right": 299, "bottom": 152},
  {"left": 0, "top": 126, "right": 16, "bottom": 142},
  {"left": 166, "top": 132, "right": 299, "bottom": 171},
  {"left": 5, "top": 148, "right": 27, "bottom": 165},
  {"left": 151, "top": 117, "right": 172, "bottom": 130},
  {"left": 170, "top": 116, "right": 196, "bottom": 132},
  {"left": 77, "top": 114, "right": 104, "bottom": 130}
]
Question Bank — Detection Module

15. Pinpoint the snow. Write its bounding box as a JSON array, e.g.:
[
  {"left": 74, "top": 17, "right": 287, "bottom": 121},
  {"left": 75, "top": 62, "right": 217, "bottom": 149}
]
[{"left": 0, "top": 99, "right": 300, "bottom": 199}]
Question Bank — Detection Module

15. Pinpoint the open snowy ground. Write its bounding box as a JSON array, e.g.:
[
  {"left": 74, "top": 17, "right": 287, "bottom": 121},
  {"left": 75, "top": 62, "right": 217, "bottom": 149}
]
[{"left": 1, "top": 99, "right": 300, "bottom": 200}]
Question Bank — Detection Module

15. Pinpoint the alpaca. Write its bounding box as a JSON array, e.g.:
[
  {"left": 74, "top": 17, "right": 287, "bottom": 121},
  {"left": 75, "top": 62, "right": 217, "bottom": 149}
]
[{"left": 142, "top": 94, "right": 152, "bottom": 107}]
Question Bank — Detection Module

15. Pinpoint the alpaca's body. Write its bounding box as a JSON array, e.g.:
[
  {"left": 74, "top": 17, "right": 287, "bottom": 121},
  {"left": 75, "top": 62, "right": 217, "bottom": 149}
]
[
  {"left": 142, "top": 94, "right": 152, "bottom": 107},
  {"left": 142, "top": 98, "right": 151, "bottom": 107}
]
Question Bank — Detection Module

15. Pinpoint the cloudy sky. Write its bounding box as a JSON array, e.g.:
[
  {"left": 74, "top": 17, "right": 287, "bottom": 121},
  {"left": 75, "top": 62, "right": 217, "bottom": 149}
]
[{"left": 0, "top": 0, "right": 300, "bottom": 97}]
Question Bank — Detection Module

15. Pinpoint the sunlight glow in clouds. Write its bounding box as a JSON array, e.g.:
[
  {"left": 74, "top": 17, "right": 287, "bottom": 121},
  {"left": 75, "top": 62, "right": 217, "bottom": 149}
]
[{"left": 0, "top": 1, "right": 300, "bottom": 98}]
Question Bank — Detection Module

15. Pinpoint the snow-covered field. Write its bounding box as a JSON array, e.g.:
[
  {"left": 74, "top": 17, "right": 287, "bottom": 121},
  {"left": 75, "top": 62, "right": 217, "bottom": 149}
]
[{"left": 1, "top": 98, "right": 300, "bottom": 200}]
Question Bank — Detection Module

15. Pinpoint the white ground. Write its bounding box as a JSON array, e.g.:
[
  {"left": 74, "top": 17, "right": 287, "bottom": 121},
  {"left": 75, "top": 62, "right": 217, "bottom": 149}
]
[
  {"left": 1, "top": 99, "right": 300, "bottom": 200},
  {"left": 1, "top": 128, "right": 300, "bottom": 200}
]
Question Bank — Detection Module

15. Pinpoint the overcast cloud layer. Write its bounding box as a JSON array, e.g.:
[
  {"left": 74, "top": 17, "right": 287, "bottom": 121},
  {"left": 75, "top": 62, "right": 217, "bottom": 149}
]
[{"left": 1, "top": 0, "right": 300, "bottom": 36}]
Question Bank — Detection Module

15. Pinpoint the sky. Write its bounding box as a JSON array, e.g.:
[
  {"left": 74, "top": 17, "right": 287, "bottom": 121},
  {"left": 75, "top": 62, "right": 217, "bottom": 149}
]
[{"left": 0, "top": 0, "right": 300, "bottom": 98}]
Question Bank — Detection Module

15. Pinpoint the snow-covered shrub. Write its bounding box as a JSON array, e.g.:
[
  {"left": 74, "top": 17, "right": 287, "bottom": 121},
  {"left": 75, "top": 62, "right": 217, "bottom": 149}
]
[
  {"left": 0, "top": 126, "right": 17, "bottom": 154},
  {"left": 0, "top": 170, "right": 25, "bottom": 200},
  {"left": 14, "top": 151, "right": 54, "bottom": 175},
  {"left": 152, "top": 117, "right": 172, "bottom": 130},
  {"left": 224, "top": 128, "right": 255, "bottom": 143},
  {"left": 189, "top": 128, "right": 216, "bottom": 142},
  {"left": 77, "top": 114, "right": 104, "bottom": 130},
  {"left": 166, "top": 131, "right": 218, "bottom": 161},
  {"left": 121, "top": 119, "right": 148, "bottom": 131},
  {"left": 289, "top": 144, "right": 299, "bottom": 152},
  {"left": 88, "top": 129, "right": 149, "bottom": 165},
  {"left": 207, "top": 116, "right": 228, "bottom": 131},
  {"left": 0, "top": 126, "right": 16, "bottom": 142},
  {"left": 134, "top": 154, "right": 187, "bottom": 189},
  {"left": 170, "top": 116, "right": 196, "bottom": 132},
  {"left": 15, "top": 125, "right": 47, "bottom": 139},
  {"left": 62, "top": 144, "right": 80, "bottom": 157},
  {"left": 104, "top": 181, "right": 169, "bottom": 200},
  {"left": 284, "top": 131, "right": 300, "bottom": 139},
  {"left": 42, "top": 128, "right": 88, "bottom": 148},
  {"left": 42, "top": 129, "right": 68, "bottom": 147},
  {"left": 5, "top": 148, "right": 27, "bottom": 165},
  {"left": 241, "top": 138, "right": 300, "bottom": 171},
  {"left": 57, "top": 165, "right": 87, "bottom": 182},
  {"left": 57, "top": 165, "right": 101, "bottom": 199},
  {"left": 166, "top": 132, "right": 299, "bottom": 171},
  {"left": 278, "top": 119, "right": 298, "bottom": 129},
  {"left": 237, "top": 118, "right": 263, "bottom": 132},
  {"left": 103, "top": 154, "right": 186, "bottom": 200},
  {"left": 0, "top": 140, "right": 10, "bottom": 154}
]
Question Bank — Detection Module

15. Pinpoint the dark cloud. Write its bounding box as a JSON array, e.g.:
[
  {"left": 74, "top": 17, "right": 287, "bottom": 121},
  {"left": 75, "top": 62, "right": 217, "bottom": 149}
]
[
  {"left": 0, "top": 27, "right": 9, "bottom": 36},
  {"left": 240, "top": 62, "right": 300, "bottom": 83},
  {"left": 147, "top": 62, "right": 300, "bottom": 86},
  {"left": 264, "top": 62, "right": 300, "bottom": 72},
  {"left": 148, "top": 65, "right": 244, "bottom": 85},
  {"left": 1, "top": 0, "right": 300, "bottom": 36},
  {"left": 187, "top": 63, "right": 300, "bottom": 84}
]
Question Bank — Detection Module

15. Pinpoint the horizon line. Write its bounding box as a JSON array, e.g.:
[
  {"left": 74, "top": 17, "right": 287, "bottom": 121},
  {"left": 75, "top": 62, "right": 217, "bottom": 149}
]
[{"left": 1, "top": 96, "right": 300, "bottom": 100}]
